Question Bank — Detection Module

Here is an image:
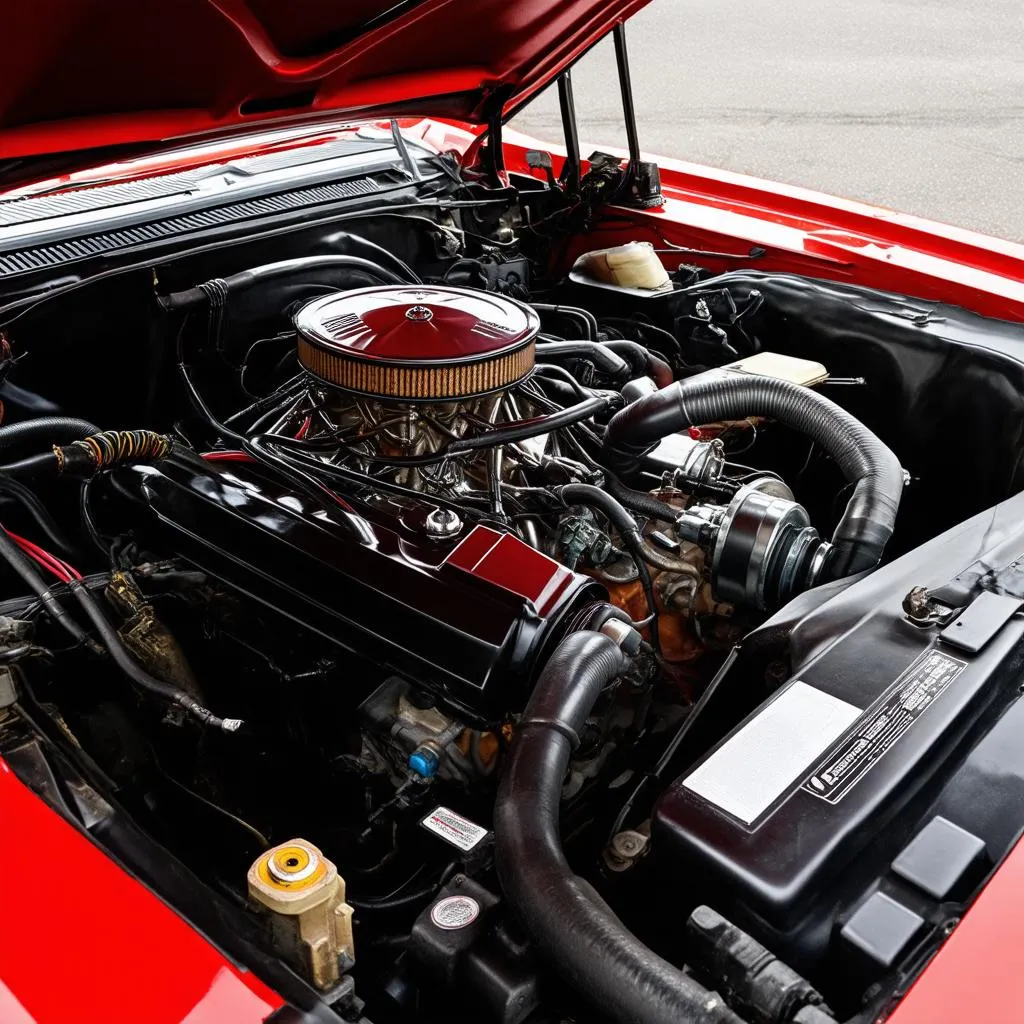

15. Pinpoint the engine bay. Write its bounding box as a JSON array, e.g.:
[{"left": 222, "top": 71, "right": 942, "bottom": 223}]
[{"left": 4, "top": 159, "right": 1024, "bottom": 1024}]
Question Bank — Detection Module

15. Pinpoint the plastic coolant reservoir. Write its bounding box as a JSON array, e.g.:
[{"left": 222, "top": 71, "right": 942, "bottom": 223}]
[{"left": 573, "top": 241, "right": 672, "bottom": 291}]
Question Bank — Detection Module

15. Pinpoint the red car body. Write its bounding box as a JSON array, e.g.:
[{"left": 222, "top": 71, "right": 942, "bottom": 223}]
[{"left": 3, "top": 3, "right": 1023, "bottom": 1021}]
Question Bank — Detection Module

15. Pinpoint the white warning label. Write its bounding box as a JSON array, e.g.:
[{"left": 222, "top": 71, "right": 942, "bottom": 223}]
[
  {"left": 681, "top": 680, "right": 861, "bottom": 825},
  {"left": 421, "top": 806, "right": 489, "bottom": 851},
  {"left": 802, "top": 649, "right": 966, "bottom": 805}
]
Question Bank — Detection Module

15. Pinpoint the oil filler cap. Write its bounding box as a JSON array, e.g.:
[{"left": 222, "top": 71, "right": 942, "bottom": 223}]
[{"left": 266, "top": 844, "right": 321, "bottom": 885}]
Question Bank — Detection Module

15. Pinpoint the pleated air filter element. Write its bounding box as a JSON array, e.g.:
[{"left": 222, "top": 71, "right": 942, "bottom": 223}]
[{"left": 294, "top": 286, "right": 540, "bottom": 402}]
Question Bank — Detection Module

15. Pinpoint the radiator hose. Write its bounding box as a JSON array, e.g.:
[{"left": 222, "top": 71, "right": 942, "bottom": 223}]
[
  {"left": 494, "top": 628, "right": 742, "bottom": 1024},
  {"left": 603, "top": 373, "right": 903, "bottom": 578}
]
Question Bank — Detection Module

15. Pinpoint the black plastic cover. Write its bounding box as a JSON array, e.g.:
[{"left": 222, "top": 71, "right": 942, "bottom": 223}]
[
  {"left": 409, "top": 876, "right": 540, "bottom": 1024},
  {"left": 654, "top": 487, "right": 1024, "bottom": 973},
  {"left": 890, "top": 815, "right": 987, "bottom": 900}
]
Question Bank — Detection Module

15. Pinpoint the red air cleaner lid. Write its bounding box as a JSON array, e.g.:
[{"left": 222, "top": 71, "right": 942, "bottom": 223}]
[{"left": 294, "top": 285, "right": 539, "bottom": 401}]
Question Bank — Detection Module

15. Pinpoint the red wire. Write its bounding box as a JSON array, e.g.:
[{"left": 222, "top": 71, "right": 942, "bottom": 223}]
[
  {"left": 200, "top": 446, "right": 357, "bottom": 513},
  {"left": 201, "top": 451, "right": 255, "bottom": 462},
  {"left": 6, "top": 530, "right": 82, "bottom": 582},
  {"left": 11, "top": 541, "right": 71, "bottom": 582}
]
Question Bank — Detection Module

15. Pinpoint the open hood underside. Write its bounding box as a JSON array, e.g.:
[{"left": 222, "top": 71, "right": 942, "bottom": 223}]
[{"left": 3, "top": 0, "right": 650, "bottom": 162}]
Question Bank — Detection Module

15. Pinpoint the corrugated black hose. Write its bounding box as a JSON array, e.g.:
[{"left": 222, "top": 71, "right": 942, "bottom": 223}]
[
  {"left": 603, "top": 373, "right": 903, "bottom": 578},
  {"left": 605, "top": 474, "right": 681, "bottom": 524},
  {"left": 494, "top": 628, "right": 742, "bottom": 1024},
  {"left": 0, "top": 417, "right": 100, "bottom": 455}
]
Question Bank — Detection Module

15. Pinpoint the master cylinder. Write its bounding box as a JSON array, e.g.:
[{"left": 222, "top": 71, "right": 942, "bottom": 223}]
[{"left": 248, "top": 838, "right": 355, "bottom": 991}]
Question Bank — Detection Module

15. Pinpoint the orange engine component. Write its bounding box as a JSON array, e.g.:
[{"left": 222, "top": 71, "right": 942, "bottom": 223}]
[{"left": 598, "top": 575, "right": 708, "bottom": 665}]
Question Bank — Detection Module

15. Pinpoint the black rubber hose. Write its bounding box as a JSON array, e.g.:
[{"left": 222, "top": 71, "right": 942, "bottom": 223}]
[
  {"left": 531, "top": 302, "right": 601, "bottom": 341},
  {"left": 531, "top": 374, "right": 582, "bottom": 407},
  {"left": 159, "top": 255, "right": 417, "bottom": 312},
  {"left": 0, "top": 417, "right": 100, "bottom": 456},
  {"left": 557, "top": 483, "right": 661, "bottom": 652},
  {"left": 603, "top": 373, "right": 903, "bottom": 578},
  {"left": 0, "top": 643, "right": 33, "bottom": 664},
  {"left": 273, "top": 394, "right": 614, "bottom": 469},
  {"left": 605, "top": 475, "right": 681, "bottom": 525},
  {"left": 532, "top": 304, "right": 673, "bottom": 385},
  {"left": 0, "top": 530, "right": 94, "bottom": 649},
  {"left": 0, "top": 453, "right": 58, "bottom": 478},
  {"left": 584, "top": 602, "right": 636, "bottom": 633},
  {"left": 601, "top": 339, "right": 674, "bottom": 389},
  {"left": 68, "top": 580, "right": 242, "bottom": 733},
  {"left": 495, "top": 630, "right": 741, "bottom": 1024},
  {"left": 0, "top": 429, "right": 173, "bottom": 480},
  {"left": 535, "top": 338, "right": 631, "bottom": 379},
  {"left": 449, "top": 395, "right": 613, "bottom": 454},
  {"left": 531, "top": 363, "right": 591, "bottom": 401}
]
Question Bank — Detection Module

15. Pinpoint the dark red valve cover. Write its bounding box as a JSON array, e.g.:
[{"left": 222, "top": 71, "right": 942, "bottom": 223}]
[{"left": 294, "top": 285, "right": 539, "bottom": 401}]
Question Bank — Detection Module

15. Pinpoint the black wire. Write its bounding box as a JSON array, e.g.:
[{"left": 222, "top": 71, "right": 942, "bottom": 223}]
[
  {"left": 79, "top": 478, "right": 113, "bottom": 559},
  {"left": 176, "top": 323, "right": 367, "bottom": 532},
  {"left": 246, "top": 394, "right": 305, "bottom": 436},
  {"left": 67, "top": 579, "right": 241, "bottom": 733},
  {"left": 349, "top": 862, "right": 458, "bottom": 913},
  {"left": 254, "top": 436, "right": 493, "bottom": 517},
  {"left": 556, "top": 483, "right": 662, "bottom": 657},
  {"left": 598, "top": 316, "right": 684, "bottom": 360},
  {"left": 0, "top": 529, "right": 93, "bottom": 648},
  {"left": 275, "top": 394, "right": 612, "bottom": 469},
  {"left": 151, "top": 751, "right": 270, "bottom": 851},
  {"left": 223, "top": 373, "right": 307, "bottom": 427},
  {"left": 238, "top": 332, "right": 294, "bottom": 398},
  {"left": 0, "top": 477, "right": 79, "bottom": 558}
]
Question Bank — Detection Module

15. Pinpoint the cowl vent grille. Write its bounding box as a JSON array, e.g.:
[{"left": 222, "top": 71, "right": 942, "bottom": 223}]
[{"left": 0, "top": 177, "right": 382, "bottom": 278}]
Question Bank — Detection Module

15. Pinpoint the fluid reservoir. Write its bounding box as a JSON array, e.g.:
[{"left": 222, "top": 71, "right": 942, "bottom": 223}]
[
  {"left": 572, "top": 241, "right": 672, "bottom": 291},
  {"left": 248, "top": 839, "right": 355, "bottom": 991}
]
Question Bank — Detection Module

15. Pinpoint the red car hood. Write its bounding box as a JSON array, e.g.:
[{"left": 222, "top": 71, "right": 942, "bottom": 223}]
[{"left": 3, "top": 0, "right": 650, "bottom": 162}]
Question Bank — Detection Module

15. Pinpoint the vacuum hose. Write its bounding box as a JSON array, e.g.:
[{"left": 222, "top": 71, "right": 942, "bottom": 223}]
[
  {"left": 495, "top": 629, "right": 742, "bottom": 1024},
  {"left": 603, "top": 372, "right": 903, "bottom": 578},
  {"left": 159, "top": 254, "right": 418, "bottom": 312}
]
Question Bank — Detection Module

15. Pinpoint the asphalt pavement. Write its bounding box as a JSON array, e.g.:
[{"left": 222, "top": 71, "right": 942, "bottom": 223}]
[{"left": 511, "top": 0, "right": 1024, "bottom": 242}]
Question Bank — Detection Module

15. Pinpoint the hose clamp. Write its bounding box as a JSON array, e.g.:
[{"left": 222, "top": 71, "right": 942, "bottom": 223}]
[
  {"left": 599, "top": 618, "right": 642, "bottom": 655},
  {"left": 520, "top": 715, "right": 580, "bottom": 750}
]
